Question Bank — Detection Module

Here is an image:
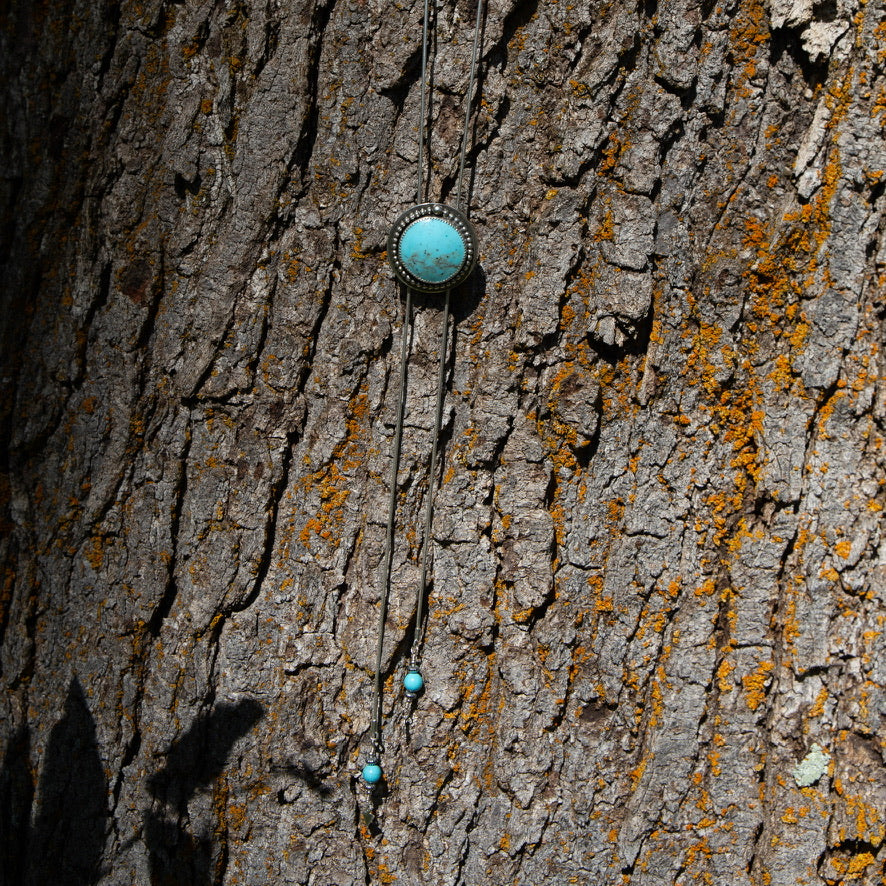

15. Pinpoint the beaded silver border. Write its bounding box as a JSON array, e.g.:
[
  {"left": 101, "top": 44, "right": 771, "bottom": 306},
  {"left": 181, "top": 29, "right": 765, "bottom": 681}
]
[{"left": 387, "top": 203, "right": 478, "bottom": 293}]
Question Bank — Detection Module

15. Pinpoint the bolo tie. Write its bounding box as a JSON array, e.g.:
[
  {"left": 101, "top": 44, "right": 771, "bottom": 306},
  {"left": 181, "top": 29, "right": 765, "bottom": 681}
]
[{"left": 361, "top": 0, "right": 485, "bottom": 789}]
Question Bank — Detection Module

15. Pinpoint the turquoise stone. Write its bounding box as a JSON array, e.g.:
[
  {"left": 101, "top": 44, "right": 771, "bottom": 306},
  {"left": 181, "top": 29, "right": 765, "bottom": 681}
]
[
  {"left": 403, "top": 670, "right": 424, "bottom": 693},
  {"left": 398, "top": 217, "right": 466, "bottom": 285},
  {"left": 387, "top": 203, "right": 477, "bottom": 292},
  {"left": 362, "top": 763, "right": 382, "bottom": 784}
]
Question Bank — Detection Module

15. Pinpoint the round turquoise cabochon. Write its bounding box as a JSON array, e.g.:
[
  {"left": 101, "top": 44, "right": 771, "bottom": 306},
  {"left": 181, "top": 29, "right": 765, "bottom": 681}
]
[
  {"left": 387, "top": 203, "right": 477, "bottom": 292},
  {"left": 398, "top": 217, "right": 466, "bottom": 285}
]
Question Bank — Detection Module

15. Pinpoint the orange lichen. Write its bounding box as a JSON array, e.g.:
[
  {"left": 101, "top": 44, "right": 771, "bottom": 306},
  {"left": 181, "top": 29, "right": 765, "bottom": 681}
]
[
  {"left": 834, "top": 539, "right": 852, "bottom": 559},
  {"left": 807, "top": 686, "right": 829, "bottom": 720},
  {"left": 728, "top": 0, "right": 769, "bottom": 92},
  {"left": 84, "top": 535, "right": 106, "bottom": 570},
  {"left": 716, "top": 659, "right": 735, "bottom": 692},
  {"left": 630, "top": 755, "right": 649, "bottom": 788},
  {"left": 297, "top": 387, "right": 368, "bottom": 550},
  {"left": 742, "top": 661, "right": 774, "bottom": 711},
  {"left": 375, "top": 862, "right": 397, "bottom": 884}
]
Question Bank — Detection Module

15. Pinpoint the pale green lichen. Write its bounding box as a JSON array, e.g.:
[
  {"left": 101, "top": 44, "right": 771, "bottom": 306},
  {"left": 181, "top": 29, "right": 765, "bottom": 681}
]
[{"left": 792, "top": 743, "right": 831, "bottom": 787}]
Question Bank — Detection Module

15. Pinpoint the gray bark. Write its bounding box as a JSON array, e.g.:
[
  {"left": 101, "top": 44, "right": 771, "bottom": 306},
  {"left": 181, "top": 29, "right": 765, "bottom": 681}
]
[{"left": 1, "top": 0, "right": 885, "bottom": 884}]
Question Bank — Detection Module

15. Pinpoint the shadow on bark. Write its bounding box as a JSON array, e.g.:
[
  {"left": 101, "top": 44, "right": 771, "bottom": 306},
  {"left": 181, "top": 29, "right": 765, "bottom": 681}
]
[
  {"left": 0, "top": 725, "right": 33, "bottom": 886},
  {"left": 145, "top": 699, "right": 263, "bottom": 886},
  {"left": 0, "top": 678, "right": 109, "bottom": 886},
  {"left": 402, "top": 265, "right": 486, "bottom": 324}
]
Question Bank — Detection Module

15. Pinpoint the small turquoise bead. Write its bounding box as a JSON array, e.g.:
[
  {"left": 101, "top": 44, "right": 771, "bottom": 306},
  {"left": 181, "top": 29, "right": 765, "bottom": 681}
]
[
  {"left": 403, "top": 670, "right": 424, "bottom": 693},
  {"left": 362, "top": 763, "right": 382, "bottom": 784},
  {"left": 398, "top": 217, "right": 466, "bottom": 285}
]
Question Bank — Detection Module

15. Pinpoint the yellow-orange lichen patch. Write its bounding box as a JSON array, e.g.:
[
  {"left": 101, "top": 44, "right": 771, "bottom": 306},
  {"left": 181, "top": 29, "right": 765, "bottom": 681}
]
[
  {"left": 297, "top": 387, "right": 369, "bottom": 550},
  {"left": 807, "top": 686, "right": 829, "bottom": 720},
  {"left": 717, "top": 658, "right": 735, "bottom": 692},
  {"left": 728, "top": 0, "right": 770, "bottom": 93},
  {"left": 84, "top": 535, "right": 107, "bottom": 570},
  {"left": 742, "top": 660, "right": 774, "bottom": 711}
]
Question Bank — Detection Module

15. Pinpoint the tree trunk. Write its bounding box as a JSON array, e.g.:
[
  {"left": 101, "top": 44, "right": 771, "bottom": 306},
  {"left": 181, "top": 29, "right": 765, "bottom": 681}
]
[{"left": 1, "top": 0, "right": 885, "bottom": 883}]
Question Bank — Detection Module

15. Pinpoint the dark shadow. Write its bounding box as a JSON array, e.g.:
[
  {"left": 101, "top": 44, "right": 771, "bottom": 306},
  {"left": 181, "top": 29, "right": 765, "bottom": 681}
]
[
  {"left": 144, "top": 699, "right": 263, "bottom": 886},
  {"left": 768, "top": 23, "right": 830, "bottom": 91},
  {"left": 451, "top": 262, "right": 486, "bottom": 324},
  {"left": 400, "top": 262, "right": 485, "bottom": 324},
  {"left": 28, "top": 678, "right": 108, "bottom": 886},
  {"left": 0, "top": 725, "right": 33, "bottom": 886}
]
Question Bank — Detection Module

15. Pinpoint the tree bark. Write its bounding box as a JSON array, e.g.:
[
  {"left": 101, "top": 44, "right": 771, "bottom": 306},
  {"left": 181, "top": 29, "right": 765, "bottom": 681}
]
[{"left": 1, "top": 0, "right": 885, "bottom": 884}]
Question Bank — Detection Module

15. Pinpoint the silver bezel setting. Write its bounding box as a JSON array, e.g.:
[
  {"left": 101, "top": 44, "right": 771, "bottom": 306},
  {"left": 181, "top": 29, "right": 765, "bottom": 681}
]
[{"left": 387, "top": 203, "right": 478, "bottom": 293}]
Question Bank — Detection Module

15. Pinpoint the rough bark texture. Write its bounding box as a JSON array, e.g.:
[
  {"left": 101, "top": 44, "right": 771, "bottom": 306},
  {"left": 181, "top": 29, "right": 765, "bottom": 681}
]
[{"left": 1, "top": 0, "right": 885, "bottom": 883}]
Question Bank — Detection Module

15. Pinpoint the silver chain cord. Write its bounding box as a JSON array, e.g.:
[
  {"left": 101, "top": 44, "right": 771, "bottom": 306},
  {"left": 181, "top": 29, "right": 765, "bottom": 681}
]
[
  {"left": 369, "top": 286, "right": 412, "bottom": 761},
  {"left": 367, "top": 0, "right": 484, "bottom": 774},
  {"left": 409, "top": 284, "right": 449, "bottom": 672},
  {"left": 456, "top": 0, "right": 484, "bottom": 212}
]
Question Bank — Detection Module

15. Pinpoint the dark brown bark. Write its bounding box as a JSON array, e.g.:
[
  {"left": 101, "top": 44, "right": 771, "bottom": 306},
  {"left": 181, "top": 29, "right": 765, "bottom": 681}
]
[{"left": 1, "top": 0, "right": 885, "bottom": 884}]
